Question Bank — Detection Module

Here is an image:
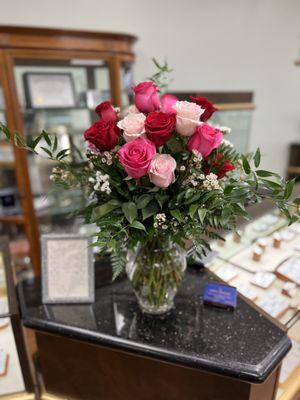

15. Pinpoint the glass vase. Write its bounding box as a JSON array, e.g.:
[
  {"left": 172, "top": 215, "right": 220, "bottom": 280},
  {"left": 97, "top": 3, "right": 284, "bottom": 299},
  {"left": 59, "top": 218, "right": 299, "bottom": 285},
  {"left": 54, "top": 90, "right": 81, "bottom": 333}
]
[{"left": 126, "top": 238, "right": 187, "bottom": 315}]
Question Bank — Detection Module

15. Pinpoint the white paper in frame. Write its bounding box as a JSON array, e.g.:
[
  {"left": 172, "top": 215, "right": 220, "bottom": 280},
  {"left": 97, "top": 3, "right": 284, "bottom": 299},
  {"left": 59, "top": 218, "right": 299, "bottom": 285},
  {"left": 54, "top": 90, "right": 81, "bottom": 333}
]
[{"left": 42, "top": 234, "right": 94, "bottom": 304}]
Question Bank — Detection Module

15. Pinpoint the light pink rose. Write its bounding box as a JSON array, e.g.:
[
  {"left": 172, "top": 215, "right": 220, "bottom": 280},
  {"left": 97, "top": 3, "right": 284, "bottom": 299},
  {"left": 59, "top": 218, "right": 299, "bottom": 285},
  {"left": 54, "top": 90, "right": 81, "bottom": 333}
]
[
  {"left": 128, "top": 105, "right": 140, "bottom": 114},
  {"left": 117, "top": 137, "right": 156, "bottom": 179},
  {"left": 149, "top": 154, "right": 176, "bottom": 188},
  {"left": 132, "top": 81, "right": 160, "bottom": 113},
  {"left": 187, "top": 123, "right": 223, "bottom": 157},
  {"left": 160, "top": 94, "right": 178, "bottom": 115},
  {"left": 117, "top": 113, "right": 146, "bottom": 142},
  {"left": 173, "top": 101, "right": 204, "bottom": 136}
]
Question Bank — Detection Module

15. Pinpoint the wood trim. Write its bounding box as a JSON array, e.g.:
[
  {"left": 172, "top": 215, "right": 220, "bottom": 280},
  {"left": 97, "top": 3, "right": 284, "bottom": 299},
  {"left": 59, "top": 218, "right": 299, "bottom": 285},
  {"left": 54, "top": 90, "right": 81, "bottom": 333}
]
[
  {"left": 0, "top": 50, "right": 41, "bottom": 275},
  {"left": 0, "top": 26, "right": 136, "bottom": 55},
  {"left": 216, "top": 102, "right": 256, "bottom": 111},
  {"left": 8, "top": 48, "right": 135, "bottom": 63},
  {"left": 109, "top": 56, "right": 122, "bottom": 107},
  {"left": 0, "top": 393, "right": 35, "bottom": 400},
  {"left": 0, "top": 215, "right": 25, "bottom": 224},
  {"left": 287, "top": 166, "right": 300, "bottom": 174}
]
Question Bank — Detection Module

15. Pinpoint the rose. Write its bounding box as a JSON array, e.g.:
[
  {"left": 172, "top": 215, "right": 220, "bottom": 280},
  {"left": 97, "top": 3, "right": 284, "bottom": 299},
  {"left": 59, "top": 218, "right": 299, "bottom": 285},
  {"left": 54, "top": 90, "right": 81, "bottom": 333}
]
[
  {"left": 149, "top": 154, "right": 176, "bottom": 188},
  {"left": 203, "top": 153, "right": 235, "bottom": 178},
  {"left": 117, "top": 113, "right": 146, "bottom": 142},
  {"left": 145, "top": 112, "right": 176, "bottom": 147},
  {"left": 84, "top": 120, "right": 119, "bottom": 151},
  {"left": 95, "top": 101, "right": 118, "bottom": 122},
  {"left": 160, "top": 94, "right": 178, "bottom": 115},
  {"left": 187, "top": 123, "right": 223, "bottom": 157},
  {"left": 132, "top": 81, "right": 160, "bottom": 113},
  {"left": 173, "top": 101, "right": 204, "bottom": 136},
  {"left": 190, "top": 96, "right": 218, "bottom": 122},
  {"left": 117, "top": 137, "right": 156, "bottom": 179}
]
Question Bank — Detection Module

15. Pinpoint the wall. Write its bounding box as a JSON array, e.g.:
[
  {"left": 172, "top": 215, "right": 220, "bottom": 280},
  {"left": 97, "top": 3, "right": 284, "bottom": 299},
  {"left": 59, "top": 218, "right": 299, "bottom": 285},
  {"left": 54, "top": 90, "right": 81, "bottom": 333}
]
[{"left": 0, "top": 0, "right": 299, "bottom": 174}]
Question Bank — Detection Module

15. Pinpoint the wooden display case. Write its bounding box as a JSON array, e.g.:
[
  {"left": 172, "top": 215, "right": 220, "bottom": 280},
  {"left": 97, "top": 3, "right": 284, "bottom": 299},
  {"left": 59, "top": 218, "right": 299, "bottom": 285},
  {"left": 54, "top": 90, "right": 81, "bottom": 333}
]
[{"left": 0, "top": 26, "right": 137, "bottom": 275}]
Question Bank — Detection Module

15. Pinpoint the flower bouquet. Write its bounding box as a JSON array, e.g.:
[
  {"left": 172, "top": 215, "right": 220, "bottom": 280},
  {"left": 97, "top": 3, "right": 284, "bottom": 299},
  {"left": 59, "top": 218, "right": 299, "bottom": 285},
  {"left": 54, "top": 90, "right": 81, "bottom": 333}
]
[{"left": 1, "top": 63, "right": 299, "bottom": 315}]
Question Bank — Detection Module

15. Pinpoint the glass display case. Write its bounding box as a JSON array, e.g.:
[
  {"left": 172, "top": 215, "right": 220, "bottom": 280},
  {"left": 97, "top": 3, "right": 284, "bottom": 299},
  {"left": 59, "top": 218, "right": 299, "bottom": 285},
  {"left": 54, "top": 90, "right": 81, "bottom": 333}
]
[{"left": 0, "top": 26, "right": 137, "bottom": 274}]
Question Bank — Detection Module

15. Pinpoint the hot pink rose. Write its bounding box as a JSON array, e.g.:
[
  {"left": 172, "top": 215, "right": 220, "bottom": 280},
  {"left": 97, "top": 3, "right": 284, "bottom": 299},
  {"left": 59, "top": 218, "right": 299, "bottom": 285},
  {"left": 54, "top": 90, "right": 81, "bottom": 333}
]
[
  {"left": 160, "top": 94, "right": 178, "bottom": 115},
  {"left": 95, "top": 101, "right": 117, "bottom": 122},
  {"left": 132, "top": 81, "right": 160, "bottom": 113},
  {"left": 117, "top": 137, "right": 156, "bottom": 179},
  {"left": 187, "top": 123, "right": 223, "bottom": 157},
  {"left": 149, "top": 154, "right": 176, "bottom": 188},
  {"left": 173, "top": 101, "right": 204, "bottom": 136},
  {"left": 117, "top": 113, "right": 146, "bottom": 142}
]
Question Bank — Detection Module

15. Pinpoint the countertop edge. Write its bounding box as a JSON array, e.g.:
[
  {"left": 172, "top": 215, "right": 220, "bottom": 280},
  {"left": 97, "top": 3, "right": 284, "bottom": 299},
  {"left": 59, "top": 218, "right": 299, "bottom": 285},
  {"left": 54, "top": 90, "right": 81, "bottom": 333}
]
[{"left": 21, "top": 315, "right": 291, "bottom": 384}]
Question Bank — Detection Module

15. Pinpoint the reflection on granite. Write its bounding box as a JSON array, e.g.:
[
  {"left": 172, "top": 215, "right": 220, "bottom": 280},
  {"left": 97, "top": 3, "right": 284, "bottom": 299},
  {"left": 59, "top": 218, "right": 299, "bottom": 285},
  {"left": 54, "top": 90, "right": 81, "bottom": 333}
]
[{"left": 18, "top": 265, "right": 291, "bottom": 383}]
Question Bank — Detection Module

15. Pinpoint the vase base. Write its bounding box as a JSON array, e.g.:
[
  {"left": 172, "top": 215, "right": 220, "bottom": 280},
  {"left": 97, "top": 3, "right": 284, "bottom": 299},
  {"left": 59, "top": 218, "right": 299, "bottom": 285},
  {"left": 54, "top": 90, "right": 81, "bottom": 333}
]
[{"left": 138, "top": 299, "right": 174, "bottom": 315}]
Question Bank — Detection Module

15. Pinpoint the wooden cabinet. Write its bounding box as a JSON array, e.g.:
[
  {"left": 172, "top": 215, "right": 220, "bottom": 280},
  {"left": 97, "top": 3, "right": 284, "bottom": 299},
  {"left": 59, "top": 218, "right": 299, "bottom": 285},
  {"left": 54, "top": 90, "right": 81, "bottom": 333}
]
[{"left": 0, "top": 26, "right": 136, "bottom": 275}]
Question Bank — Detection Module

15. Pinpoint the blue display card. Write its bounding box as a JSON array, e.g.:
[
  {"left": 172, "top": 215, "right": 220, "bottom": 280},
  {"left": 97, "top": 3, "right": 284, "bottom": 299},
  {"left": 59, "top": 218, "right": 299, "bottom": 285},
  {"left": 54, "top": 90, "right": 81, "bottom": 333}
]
[{"left": 203, "top": 281, "right": 237, "bottom": 310}]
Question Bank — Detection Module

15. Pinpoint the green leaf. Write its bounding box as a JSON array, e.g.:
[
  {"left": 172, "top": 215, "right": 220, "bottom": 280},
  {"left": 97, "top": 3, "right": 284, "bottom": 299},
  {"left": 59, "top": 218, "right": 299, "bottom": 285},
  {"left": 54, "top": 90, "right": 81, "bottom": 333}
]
[
  {"left": 256, "top": 170, "right": 276, "bottom": 178},
  {"left": 130, "top": 220, "right": 147, "bottom": 232},
  {"left": 40, "top": 146, "right": 53, "bottom": 158},
  {"left": 122, "top": 202, "right": 137, "bottom": 224},
  {"left": 293, "top": 198, "right": 300, "bottom": 205},
  {"left": 285, "top": 179, "right": 295, "bottom": 200},
  {"left": 155, "top": 193, "right": 169, "bottom": 209},
  {"left": 92, "top": 200, "right": 120, "bottom": 221},
  {"left": 170, "top": 209, "right": 183, "bottom": 222},
  {"left": 197, "top": 208, "right": 207, "bottom": 224},
  {"left": 142, "top": 201, "right": 160, "bottom": 220},
  {"left": 254, "top": 148, "right": 261, "bottom": 168},
  {"left": 32, "top": 133, "right": 44, "bottom": 149},
  {"left": 42, "top": 131, "right": 51, "bottom": 146},
  {"left": 52, "top": 135, "right": 58, "bottom": 152},
  {"left": 136, "top": 194, "right": 152, "bottom": 209},
  {"left": 56, "top": 149, "right": 70, "bottom": 160},
  {"left": 189, "top": 204, "right": 198, "bottom": 218},
  {"left": 242, "top": 155, "right": 251, "bottom": 174}
]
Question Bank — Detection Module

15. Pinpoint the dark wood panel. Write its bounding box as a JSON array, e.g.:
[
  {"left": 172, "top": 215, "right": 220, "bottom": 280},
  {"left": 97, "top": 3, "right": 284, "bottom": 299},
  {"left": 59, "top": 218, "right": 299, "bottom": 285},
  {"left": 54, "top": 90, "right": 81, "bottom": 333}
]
[{"left": 36, "top": 331, "right": 278, "bottom": 400}]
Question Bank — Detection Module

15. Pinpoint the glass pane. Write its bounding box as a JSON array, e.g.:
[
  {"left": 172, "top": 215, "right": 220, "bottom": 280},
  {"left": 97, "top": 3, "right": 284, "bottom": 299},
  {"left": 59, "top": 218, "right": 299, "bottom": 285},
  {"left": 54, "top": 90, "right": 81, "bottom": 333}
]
[
  {"left": 121, "top": 61, "right": 134, "bottom": 109},
  {"left": 210, "top": 109, "right": 253, "bottom": 153},
  {"left": 13, "top": 59, "right": 111, "bottom": 234}
]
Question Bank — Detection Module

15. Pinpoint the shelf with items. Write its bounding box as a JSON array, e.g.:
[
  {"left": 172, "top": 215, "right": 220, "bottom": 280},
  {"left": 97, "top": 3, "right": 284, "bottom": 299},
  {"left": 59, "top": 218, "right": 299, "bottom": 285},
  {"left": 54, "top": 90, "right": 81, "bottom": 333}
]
[{"left": 0, "top": 25, "right": 136, "bottom": 275}]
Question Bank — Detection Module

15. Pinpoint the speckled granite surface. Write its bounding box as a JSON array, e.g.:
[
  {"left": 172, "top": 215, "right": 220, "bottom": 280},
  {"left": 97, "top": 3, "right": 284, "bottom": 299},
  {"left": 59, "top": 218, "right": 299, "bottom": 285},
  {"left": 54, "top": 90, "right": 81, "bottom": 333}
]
[{"left": 17, "top": 264, "right": 291, "bottom": 383}]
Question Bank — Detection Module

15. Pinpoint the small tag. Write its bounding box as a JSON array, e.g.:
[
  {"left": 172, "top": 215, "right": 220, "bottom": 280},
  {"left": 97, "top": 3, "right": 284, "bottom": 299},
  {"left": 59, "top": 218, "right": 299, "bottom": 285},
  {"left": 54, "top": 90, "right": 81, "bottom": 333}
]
[{"left": 203, "top": 281, "right": 237, "bottom": 310}]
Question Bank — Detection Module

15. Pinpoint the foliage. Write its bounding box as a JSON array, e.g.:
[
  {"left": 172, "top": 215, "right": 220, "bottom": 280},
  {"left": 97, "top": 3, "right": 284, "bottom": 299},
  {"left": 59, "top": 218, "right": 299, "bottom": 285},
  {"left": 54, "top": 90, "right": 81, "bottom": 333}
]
[{"left": 1, "top": 63, "right": 299, "bottom": 281}]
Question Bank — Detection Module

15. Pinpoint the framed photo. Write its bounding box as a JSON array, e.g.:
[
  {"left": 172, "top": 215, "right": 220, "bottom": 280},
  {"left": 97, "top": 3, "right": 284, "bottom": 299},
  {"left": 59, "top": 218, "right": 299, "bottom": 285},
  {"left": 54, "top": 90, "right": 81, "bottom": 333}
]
[
  {"left": 42, "top": 234, "right": 94, "bottom": 304},
  {"left": 23, "top": 72, "right": 77, "bottom": 109}
]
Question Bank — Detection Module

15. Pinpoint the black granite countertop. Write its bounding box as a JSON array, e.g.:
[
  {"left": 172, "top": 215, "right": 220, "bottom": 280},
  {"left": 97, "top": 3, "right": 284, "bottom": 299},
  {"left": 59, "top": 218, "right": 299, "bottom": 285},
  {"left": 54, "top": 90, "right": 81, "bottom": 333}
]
[{"left": 17, "top": 263, "right": 291, "bottom": 383}]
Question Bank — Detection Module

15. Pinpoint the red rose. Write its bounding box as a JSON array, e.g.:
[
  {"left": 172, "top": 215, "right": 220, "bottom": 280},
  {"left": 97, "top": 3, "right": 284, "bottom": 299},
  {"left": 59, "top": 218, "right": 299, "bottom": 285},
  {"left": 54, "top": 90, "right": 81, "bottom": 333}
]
[
  {"left": 145, "top": 112, "right": 176, "bottom": 147},
  {"left": 84, "top": 120, "right": 119, "bottom": 151},
  {"left": 95, "top": 101, "right": 117, "bottom": 122},
  {"left": 190, "top": 96, "right": 218, "bottom": 122},
  {"left": 203, "top": 153, "right": 235, "bottom": 179}
]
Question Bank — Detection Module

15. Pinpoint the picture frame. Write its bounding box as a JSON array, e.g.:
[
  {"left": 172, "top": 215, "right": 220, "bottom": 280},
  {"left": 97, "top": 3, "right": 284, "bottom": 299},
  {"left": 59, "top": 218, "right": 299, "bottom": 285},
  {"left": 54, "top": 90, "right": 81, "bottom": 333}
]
[
  {"left": 42, "top": 234, "right": 94, "bottom": 304},
  {"left": 23, "top": 72, "right": 77, "bottom": 109}
]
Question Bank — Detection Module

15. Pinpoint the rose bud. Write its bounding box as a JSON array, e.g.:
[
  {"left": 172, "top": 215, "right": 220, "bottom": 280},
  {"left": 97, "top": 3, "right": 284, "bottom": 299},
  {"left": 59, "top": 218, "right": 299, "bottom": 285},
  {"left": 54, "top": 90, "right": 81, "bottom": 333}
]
[
  {"left": 187, "top": 123, "right": 223, "bottom": 157},
  {"left": 117, "top": 137, "right": 156, "bottom": 179},
  {"left": 190, "top": 96, "right": 218, "bottom": 122},
  {"left": 117, "top": 113, "right": 146, "bottom": 142},
  {"left": 203, "top": 153, "right": 235, "bottom": 178},
  {"left": 84, "top": 120, "right": 119, "bottom": 152},
  {"left": 160, "top": 94, "right": 178, "bottom": 115},
  {"left": 149, "top": 154, "right": 176, "bottom": 188},
  {"left": 145, "top": 111, "right": 176, "bottom": 147},
  {"left": 132, "top": 81, "right": 160, "bottom": 113},
  {"left": 95, "top": 101, "right": 118, "bottom": 122},
  {"left": 173, "top": 101, "right": 204, "bottom": 137}
]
